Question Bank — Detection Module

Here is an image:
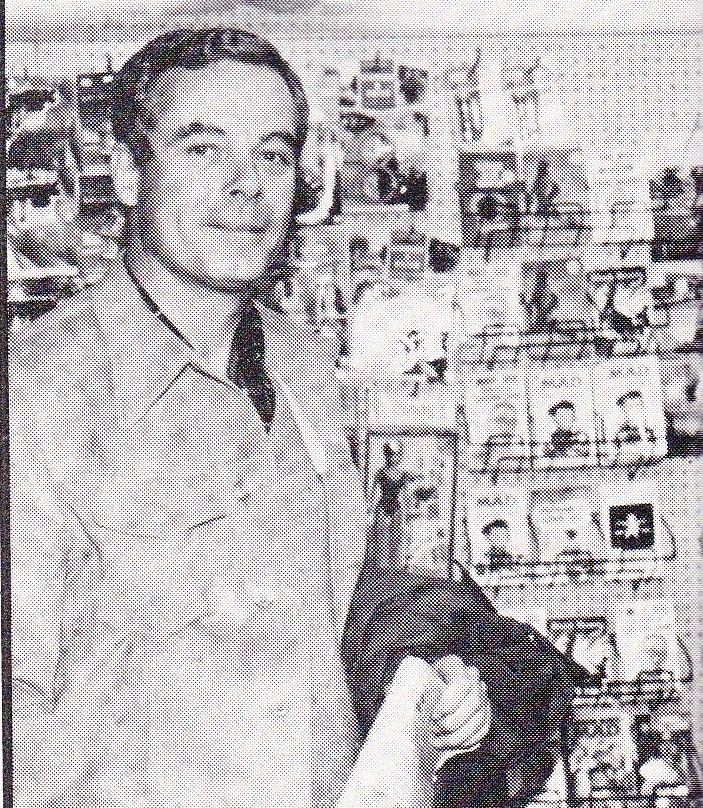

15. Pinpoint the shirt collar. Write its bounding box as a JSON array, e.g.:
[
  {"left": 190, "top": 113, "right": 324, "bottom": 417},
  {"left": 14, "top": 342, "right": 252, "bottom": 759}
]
[{"left": 89, "top": 256, "right": 316, "bottom": 425}]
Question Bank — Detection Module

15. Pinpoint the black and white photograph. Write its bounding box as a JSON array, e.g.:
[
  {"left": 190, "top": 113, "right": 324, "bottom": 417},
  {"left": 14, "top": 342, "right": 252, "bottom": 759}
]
[{"left": 3, "top": 2, "right": 702, "bottom": 808}]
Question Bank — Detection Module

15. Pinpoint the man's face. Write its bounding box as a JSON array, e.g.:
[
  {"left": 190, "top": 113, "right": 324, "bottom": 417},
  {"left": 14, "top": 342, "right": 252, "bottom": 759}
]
[
  {"left": 490, "top": 404, "right": 517, "bottom": 434},
  {"left": 553, "top": 406, "right": 576, "bottom": 430},
  {"left": 131, "top": 60, "right": 299, "bottom": 291},
  {"left": 621, "top": 396, "right": 644, "bottom": 423},
  {"left": 487, "top": 526, "right": 509, "bottom": 547}
]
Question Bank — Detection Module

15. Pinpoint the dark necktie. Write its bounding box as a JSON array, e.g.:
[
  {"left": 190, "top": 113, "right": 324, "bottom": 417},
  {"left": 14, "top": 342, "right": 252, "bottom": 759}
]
[{"left": 227, "top": 303, "right": 276, "bottom": 431}]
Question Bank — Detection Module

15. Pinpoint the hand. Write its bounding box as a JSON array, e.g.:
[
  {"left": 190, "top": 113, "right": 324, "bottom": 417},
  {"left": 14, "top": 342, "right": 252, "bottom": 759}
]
[{"left": 429, "top": 656, "right": 492, "bottom": 754}]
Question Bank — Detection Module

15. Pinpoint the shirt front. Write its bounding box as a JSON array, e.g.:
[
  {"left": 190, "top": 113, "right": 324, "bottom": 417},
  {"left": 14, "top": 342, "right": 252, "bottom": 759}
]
[{"left": 9, "top": 258, "right": 366, "bottom": 807}]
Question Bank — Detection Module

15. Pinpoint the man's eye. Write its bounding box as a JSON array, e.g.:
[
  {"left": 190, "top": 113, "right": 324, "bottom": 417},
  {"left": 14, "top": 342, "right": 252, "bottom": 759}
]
[
  {"left": 258, "top": 150, "right": 293, "bottom": 170},
  {"left": 185, "top": 143, "right": 220, "bottom": 156}
]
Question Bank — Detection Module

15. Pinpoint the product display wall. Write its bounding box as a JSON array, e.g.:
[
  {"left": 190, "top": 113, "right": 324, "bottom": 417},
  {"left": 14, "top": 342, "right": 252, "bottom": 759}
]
[{"left": 5, "top": 26, "right": 703, "bottom": 805}]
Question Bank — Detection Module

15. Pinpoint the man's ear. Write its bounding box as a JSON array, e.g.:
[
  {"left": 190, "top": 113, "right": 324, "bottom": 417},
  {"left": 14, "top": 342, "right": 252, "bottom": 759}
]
[{"left": 111, "top": 143, "right": 140, "bottom": 207}]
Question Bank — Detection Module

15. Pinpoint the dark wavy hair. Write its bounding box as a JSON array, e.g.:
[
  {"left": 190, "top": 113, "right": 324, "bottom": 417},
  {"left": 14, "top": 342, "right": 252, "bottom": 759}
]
[{"left": 111, "top": 28, "right": 310, "bottom": 166}]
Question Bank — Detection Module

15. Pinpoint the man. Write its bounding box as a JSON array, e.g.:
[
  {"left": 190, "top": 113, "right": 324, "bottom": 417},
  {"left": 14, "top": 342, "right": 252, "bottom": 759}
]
[
  {"left": 480, "top": 520, "right": 515, "bottom": 571},
  {"left": 9, "top": 29, "right": 491, "bottom": 808},
  {"left": 544, "top": 400, "right": 590, "bottom": 458},
  {"left": 613, "top": 389, "right": 656, "bottom": 449}
]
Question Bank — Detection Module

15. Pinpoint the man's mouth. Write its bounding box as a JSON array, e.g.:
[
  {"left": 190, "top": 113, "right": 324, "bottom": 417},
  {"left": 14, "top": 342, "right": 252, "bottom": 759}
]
[{"left": 205, "top": 222, "right": 268, "bottom": 234}]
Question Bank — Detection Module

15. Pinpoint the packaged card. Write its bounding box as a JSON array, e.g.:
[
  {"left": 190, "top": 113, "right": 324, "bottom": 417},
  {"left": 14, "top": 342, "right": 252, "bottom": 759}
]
[
  {"left": 614, "top": 598, "right": 690, "bottom": 683},
  {"left": 456, "top": 149, "right": 523, "bottom": 251},
  {"left": 592, "top": 356, "right": 668, "bottom": 466},
  {"left": 599, "top": 481, "right": 666, "bottom": 560},
  {"left": 546, "top": 616, "right": 618, "bottom": 680},
  {"left": 502, "top": 53, "right": 573, "bottom": 144},
  {"left": 529, "top": 366, "right": 598, "bottom": 469},
  {"left": 460, "top": 365, "right": 529, "bottom": 472},
  {"left": 367, "top": 377, "right": 457, "bottom": 431},
  {"left": 567, "top": 708, "right": 637, "bottom": 799},
  {"left": 357, "top": 54, "right": 398, "bottom": 111},
  {"left": 365, "top": 430, "right": 458, "bottom": 576},
  {"left": 519, "top": 146, "right": 589, "bottom": 249},
  {"left": 385, "top": 228, "right": 428, "bottom": 289},
  {"left": 459, "top": 488, "right": 532, "bottom": 576},
  {"left": 649, "top": 164, "right": 703, "bottom": 263},
  {"left": 521, "top": 258, "right": 592, "bottom": 331},
  {"left": 529, "top": 486, "right": 601, "bottom": 564},
  {"left": 584, "top": 265, "right": 660, "bottom": 355},
  {"left": 520, "top": 257, "right": 594, "bottom": 360},
  {"left": 634, "top": 710, "right": 701, "bottom": 797},
  {"left": 445, "top": 47, "right": 514, "bottom": 147},
  {"left": 453, "top": 265, "right": 524, "bottom": 366},
  {"left": 338, "top": 107, "right": 428, "bottom": 212},
  {"left": 588, "top": 152, "right": 655, "bottom": 246},
  {"left": 660, "top": 354, "right": 703, "bottom": 456},
  {"left": 349, "top": 283, "right": 453, "bottom": 376},
  {"left": 498, "top": 605, "right": 549, "bottom": 635}
]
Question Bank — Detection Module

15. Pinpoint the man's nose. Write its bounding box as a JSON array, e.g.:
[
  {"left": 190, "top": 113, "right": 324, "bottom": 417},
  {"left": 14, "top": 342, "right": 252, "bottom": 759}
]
[{"left": 221, "top": 156, "right": 262, "bottom": 199}]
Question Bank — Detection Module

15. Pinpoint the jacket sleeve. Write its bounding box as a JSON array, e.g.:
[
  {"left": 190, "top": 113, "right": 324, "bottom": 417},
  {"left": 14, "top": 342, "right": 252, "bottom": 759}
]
[{"left": 341, "top": 566, "right": 593, "bottom": 808}]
